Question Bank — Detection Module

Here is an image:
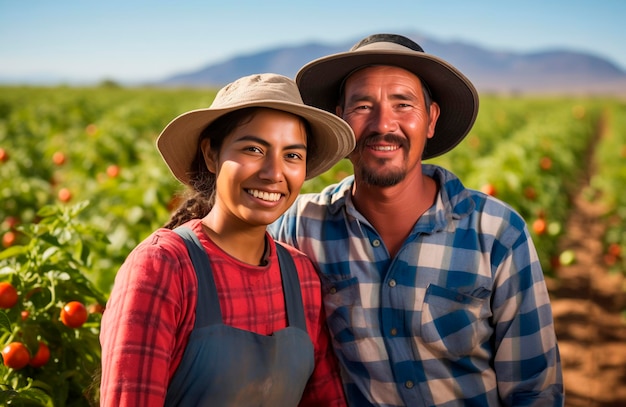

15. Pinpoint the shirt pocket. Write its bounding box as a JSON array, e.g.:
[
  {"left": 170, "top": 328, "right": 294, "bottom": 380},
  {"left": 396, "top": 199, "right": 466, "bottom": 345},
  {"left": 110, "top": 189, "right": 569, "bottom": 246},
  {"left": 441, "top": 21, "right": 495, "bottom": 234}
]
[{"left": 420, "top": 284, "right": 492, "bottom": 357}]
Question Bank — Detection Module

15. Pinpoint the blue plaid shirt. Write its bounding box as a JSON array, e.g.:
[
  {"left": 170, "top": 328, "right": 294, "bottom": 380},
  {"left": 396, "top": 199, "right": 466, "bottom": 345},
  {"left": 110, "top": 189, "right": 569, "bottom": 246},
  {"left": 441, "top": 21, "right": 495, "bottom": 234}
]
[{"left": 269, "top": 164, "right": 563, "bottom": 406}]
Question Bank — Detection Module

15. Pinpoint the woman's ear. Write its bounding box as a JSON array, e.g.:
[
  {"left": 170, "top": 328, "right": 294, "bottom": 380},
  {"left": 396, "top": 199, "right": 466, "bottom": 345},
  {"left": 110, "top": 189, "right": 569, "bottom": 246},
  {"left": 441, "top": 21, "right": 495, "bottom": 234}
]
[{"left": 201, "top": 138, "right": 217, "bottom": 173}]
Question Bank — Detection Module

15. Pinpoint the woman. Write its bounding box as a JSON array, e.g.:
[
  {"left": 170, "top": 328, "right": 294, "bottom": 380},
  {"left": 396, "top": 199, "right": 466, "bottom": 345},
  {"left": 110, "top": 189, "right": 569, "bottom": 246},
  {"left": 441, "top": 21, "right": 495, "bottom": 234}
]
[{"left": 99, "top": 73, "right": 355, "bottom": 406}]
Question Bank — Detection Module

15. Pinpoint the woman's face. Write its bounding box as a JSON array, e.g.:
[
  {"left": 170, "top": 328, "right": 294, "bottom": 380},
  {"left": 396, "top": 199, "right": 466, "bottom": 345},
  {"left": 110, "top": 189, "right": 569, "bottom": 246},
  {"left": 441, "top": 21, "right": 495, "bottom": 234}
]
[{"left": 204, "top": 108, "right": 308, "bottom": 228}]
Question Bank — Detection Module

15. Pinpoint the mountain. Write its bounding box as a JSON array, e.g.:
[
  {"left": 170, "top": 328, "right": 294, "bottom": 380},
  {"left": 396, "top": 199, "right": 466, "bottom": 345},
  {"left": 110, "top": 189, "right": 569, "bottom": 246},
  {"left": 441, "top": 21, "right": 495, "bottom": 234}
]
[{"left": 158, "top": 31, "right": 626, "bottom": 96}]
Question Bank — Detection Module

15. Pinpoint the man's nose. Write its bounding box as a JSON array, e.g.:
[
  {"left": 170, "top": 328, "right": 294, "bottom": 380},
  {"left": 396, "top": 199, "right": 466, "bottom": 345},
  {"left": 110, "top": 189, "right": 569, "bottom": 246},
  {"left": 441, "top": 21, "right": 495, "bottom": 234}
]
[{"left": 370, "top": 104, "right": 397, "bottom": 134}]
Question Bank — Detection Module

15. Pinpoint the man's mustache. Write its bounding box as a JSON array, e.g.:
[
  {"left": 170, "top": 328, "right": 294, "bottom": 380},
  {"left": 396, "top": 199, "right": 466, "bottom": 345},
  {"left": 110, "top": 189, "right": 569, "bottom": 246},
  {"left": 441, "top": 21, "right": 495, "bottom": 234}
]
[{"left": 356, "top": 133, "right": 409, "bottom": 150}]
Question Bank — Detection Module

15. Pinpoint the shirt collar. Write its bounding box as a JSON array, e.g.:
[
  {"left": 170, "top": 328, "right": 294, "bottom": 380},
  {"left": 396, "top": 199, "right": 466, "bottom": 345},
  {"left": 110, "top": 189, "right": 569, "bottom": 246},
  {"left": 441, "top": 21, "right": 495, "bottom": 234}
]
[{"left": 327, "top": 165, "right": 475, "bottom": 223}]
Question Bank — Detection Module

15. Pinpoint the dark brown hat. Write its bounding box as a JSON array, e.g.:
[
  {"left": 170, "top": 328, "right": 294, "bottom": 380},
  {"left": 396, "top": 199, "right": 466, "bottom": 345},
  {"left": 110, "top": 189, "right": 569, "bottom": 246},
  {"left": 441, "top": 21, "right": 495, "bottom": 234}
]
[{"left": 296, "top": 33, "right": 479, "bottom": 159}]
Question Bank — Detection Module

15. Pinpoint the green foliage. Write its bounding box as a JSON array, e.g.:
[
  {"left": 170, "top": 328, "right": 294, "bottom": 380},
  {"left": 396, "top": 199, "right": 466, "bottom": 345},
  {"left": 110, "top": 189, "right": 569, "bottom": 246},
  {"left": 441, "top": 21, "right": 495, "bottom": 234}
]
[
  {"left": 429, "top": 97, "right": 610, "bottom": 274},
  {"left": 0, "top": 86, "right": 625, "bottom": 405},
  {"left": 0, "top": 201, "right": 107, "bottom": 406},
  {"left": 0, "top": 86, "right": 217, "bottom": 292},
  {"left": 589, "top": 102, "right": 626, "bottom": 272}
]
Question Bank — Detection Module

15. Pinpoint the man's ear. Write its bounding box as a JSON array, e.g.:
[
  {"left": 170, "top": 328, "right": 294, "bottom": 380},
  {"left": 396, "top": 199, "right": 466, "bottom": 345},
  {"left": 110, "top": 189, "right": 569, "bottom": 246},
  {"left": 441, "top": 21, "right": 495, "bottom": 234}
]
[
  {"left": 335, "top": 105, "right": 343, "bottom": 118},
  {"left": 201, "top": 138, "right": 217, "bottom": 173},
  {"left": 427, "top": 101, "right": 441, "bottom": 140}
]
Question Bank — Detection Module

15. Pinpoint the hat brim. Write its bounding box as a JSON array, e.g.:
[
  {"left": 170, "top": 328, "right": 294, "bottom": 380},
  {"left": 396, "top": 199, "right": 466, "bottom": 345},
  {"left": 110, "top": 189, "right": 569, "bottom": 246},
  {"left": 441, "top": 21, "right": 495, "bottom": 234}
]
[
  {"left": 296, "top": 49, "right": 479, "bottom": 159},
  {"left": 157, "top": 100, "right": 355, "bottom": 184}
]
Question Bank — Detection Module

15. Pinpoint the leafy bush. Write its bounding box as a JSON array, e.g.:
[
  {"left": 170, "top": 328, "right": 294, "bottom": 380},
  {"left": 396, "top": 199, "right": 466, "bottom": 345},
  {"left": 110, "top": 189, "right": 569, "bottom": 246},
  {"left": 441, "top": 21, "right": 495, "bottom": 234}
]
[{"left": 0, "top": 202, "right": 106, "bottom": 406}]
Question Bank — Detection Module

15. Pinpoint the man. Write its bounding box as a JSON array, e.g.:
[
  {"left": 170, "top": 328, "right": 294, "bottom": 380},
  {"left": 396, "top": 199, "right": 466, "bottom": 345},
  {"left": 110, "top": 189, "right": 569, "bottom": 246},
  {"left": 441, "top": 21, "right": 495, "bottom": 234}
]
[{"left": 270, "top": 34, "right": 564, "bottom": 406}]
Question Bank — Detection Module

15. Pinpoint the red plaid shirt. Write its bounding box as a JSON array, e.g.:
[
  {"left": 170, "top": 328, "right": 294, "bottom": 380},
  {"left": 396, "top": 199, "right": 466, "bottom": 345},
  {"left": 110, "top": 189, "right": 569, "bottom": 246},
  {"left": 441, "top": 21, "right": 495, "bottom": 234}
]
[{"left": 100, "top": 219, "right": 346, "bottom": 406}]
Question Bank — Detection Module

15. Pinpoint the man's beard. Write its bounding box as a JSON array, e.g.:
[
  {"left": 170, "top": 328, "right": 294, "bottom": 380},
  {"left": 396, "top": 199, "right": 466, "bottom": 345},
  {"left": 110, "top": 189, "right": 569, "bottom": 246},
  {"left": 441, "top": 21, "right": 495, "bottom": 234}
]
[{"left": 352, "top": 133, "right": 409, "bottom": 187}]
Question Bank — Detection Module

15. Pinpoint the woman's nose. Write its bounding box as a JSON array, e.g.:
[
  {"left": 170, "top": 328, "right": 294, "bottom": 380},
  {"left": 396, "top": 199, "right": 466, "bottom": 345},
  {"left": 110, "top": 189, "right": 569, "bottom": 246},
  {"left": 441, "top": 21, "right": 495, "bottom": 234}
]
[{"left": 258, "top": 154, "right": 284, "bottom": 182}]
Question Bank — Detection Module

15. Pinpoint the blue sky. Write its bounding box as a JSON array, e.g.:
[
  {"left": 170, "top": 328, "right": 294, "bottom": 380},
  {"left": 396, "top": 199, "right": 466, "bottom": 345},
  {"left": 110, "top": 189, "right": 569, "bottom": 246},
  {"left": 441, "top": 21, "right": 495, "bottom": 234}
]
[{"left": 1, "top": 0, "right": 624, "bottom": 84}]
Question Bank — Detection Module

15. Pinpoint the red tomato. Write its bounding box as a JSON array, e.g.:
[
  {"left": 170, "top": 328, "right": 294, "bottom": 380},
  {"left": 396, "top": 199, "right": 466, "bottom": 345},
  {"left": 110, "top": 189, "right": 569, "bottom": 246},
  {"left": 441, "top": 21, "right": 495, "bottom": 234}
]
[
  {"left": 0, "top": 147, "right": 8, "bottom": 162},
  {"left": 0, "top": 282, "right": 18, "bottom": 309},
  {"left": 88, "top": 303, "right": 105, "bottom": 314},
  {"left": 480, "top": 183, "right": 496, "bottom": 197},
  {"left": 58, "top": 188, "right": 72, "bottom": 203},
  {"left": 608, "top": 243, "right": 621, "bottom": 258},
  {"left": 29, "top": 341, "right": 50, "bottom": 368},
  {"left": 60, "top": 301, "right": 88, "bottom": 328},
  {"left": 52, "top": 151, "right": 66, "bottom": 166},
  {"left": 106, "top": 164, "right": 120, "bottom": 178},
  {"left": 2, "top": 231, "right": 16, "bottom": 248},
  {"left": 533, "top": 218, "right": 547, "bottom": 235},
  {"left": 2, "top": 342, "right": 31, "bottom": 370}
]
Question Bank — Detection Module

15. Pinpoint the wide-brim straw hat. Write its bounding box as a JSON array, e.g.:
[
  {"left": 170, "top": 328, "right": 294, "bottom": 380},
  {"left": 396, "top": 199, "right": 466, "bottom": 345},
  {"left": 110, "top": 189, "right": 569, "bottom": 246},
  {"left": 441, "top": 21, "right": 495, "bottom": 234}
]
[
  {"left": 296, "top": 33, "right": 479, "bottom": 159},
  {"left": 157, "top": 73, "right": 355, "bottom": 184}
]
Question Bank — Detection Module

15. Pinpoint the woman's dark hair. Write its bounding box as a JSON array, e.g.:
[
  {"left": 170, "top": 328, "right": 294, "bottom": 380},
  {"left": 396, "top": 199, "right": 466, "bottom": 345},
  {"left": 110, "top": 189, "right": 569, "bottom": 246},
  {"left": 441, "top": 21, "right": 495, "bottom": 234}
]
[
  {"left": 163, "top": 107, "right": 255, "bottom": 229},
  {"left": 163, "top": 107, "right": 312, "bottom": 229}
]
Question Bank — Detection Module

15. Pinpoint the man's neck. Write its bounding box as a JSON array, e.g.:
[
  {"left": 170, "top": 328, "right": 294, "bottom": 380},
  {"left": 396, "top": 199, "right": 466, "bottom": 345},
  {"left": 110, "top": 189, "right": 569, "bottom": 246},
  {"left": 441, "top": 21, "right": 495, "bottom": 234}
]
[{"left": 351, "top": 170, "right": 437, "bottom": 257}]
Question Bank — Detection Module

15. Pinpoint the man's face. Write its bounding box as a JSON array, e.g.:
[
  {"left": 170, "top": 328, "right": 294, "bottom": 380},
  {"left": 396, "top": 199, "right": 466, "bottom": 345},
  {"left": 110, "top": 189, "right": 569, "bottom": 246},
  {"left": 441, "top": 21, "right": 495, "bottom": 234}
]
[{"left": 337, "top": 65, "right": 439, "bottom": 187}]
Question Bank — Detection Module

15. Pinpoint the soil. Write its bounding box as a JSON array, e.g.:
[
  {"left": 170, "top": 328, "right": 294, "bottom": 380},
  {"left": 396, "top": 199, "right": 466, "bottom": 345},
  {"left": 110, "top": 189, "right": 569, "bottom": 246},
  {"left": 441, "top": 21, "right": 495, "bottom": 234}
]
[{"left": 545, "top": 117, "right": 626, "bottom": 406}]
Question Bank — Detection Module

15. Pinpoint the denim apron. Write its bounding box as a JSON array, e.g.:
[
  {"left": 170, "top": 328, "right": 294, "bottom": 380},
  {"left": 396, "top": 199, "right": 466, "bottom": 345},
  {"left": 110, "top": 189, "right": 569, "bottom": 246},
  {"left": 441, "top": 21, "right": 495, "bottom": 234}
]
[{"left": 164, "top": 227, "right": 315, "bottom": 406}]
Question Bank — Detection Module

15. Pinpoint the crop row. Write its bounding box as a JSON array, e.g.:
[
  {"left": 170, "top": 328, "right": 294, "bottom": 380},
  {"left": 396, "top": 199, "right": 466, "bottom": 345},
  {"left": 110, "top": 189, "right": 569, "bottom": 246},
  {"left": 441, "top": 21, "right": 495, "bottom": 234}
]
[
  {"left": 589, "top": 102, "right": 626, "bottom": 272},
  {"left": 1, "top": 88, "right": 625, "bottom": 284},
  {"left": 430, "top": 97, "right": 605, "bottom": 274},
  {"left": 1, "top": 89, "right": 625, "bottom": 287}
]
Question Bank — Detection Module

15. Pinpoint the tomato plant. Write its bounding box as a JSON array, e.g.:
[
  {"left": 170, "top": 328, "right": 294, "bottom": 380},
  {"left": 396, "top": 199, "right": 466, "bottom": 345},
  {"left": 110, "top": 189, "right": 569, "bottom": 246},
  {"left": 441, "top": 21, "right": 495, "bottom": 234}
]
[
  {"left": 0, "top": 201, "right": 107, "bottom": 406},
  {"left": 589, "top": 102, "right": 626, "bottom": 274}
]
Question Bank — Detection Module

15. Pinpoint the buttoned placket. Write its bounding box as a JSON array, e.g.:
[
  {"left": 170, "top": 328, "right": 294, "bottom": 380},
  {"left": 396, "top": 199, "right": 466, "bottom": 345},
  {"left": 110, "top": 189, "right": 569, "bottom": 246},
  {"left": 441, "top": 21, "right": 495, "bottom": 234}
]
[{"left": 361, "top": 223, "right": 426, "bottom": 406}]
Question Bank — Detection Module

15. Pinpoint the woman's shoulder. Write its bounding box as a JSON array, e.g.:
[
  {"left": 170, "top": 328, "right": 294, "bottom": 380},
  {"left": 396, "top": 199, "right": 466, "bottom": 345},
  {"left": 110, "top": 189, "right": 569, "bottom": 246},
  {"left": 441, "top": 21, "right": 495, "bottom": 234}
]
[{"left": 125, "top": 220, "right": 205, "bottom": 268}]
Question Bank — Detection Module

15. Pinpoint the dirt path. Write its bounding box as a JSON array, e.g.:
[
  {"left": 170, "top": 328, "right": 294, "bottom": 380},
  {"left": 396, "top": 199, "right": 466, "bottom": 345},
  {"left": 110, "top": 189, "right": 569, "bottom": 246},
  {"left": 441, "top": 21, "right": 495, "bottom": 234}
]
[{"left": 546, "top": 112, "right": 626, "bottom": 406}]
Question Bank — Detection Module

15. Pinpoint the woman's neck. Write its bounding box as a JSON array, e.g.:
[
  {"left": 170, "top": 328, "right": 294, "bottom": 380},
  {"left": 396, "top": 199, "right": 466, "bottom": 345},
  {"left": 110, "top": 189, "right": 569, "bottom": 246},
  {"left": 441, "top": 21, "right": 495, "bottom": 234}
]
[{"left": 201, "top": 213, "right": 268, "bottom": 265}]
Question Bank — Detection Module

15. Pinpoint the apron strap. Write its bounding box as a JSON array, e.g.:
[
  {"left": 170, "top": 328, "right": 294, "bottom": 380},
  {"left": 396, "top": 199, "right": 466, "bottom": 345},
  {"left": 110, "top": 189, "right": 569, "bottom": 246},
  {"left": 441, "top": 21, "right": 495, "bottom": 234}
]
[
  {"left": 173, "top": 226, "right": 223, "bottom": 327},
  {"left": 275, "top": 242, "right": 307, "bottom": 332},
  {"left": 174, "top": 226, "right": 308, "bottom": 332}
]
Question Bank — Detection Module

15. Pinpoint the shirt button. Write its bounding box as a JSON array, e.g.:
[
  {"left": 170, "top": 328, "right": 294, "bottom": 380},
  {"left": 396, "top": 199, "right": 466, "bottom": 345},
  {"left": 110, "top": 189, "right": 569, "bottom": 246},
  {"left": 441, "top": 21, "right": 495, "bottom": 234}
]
[
  {"left": 405, "top": 380, "right": 414, "bottom": 389},
  {"left": 329, "top": 287, "right": 337, "bottom": 294},
  {"left": 372, "top": 239, "right": 381, "bottom": 247},
  {"left": 390, "top": 328, "right": 397, "bottom": 336},
  {"left": 388, "top": 279, "right": 396, "bottom": 287}
]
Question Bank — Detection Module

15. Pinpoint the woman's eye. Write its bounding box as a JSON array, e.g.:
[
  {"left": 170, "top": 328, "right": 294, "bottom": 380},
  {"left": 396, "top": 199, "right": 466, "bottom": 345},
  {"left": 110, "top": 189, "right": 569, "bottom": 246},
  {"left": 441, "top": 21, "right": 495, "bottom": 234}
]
[
  {"left": 244, "top": 146, "right": 263, "bottom": 153},
  {"left": 285, "top": 152, "right": 304, "bottom": 160}
]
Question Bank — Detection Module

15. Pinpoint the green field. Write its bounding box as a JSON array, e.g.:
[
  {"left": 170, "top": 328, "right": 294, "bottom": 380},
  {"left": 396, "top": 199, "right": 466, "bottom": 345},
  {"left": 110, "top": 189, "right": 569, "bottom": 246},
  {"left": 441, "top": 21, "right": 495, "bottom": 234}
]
[{"left": 1, "top": 85, "right": 625, "bottom": 405}]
